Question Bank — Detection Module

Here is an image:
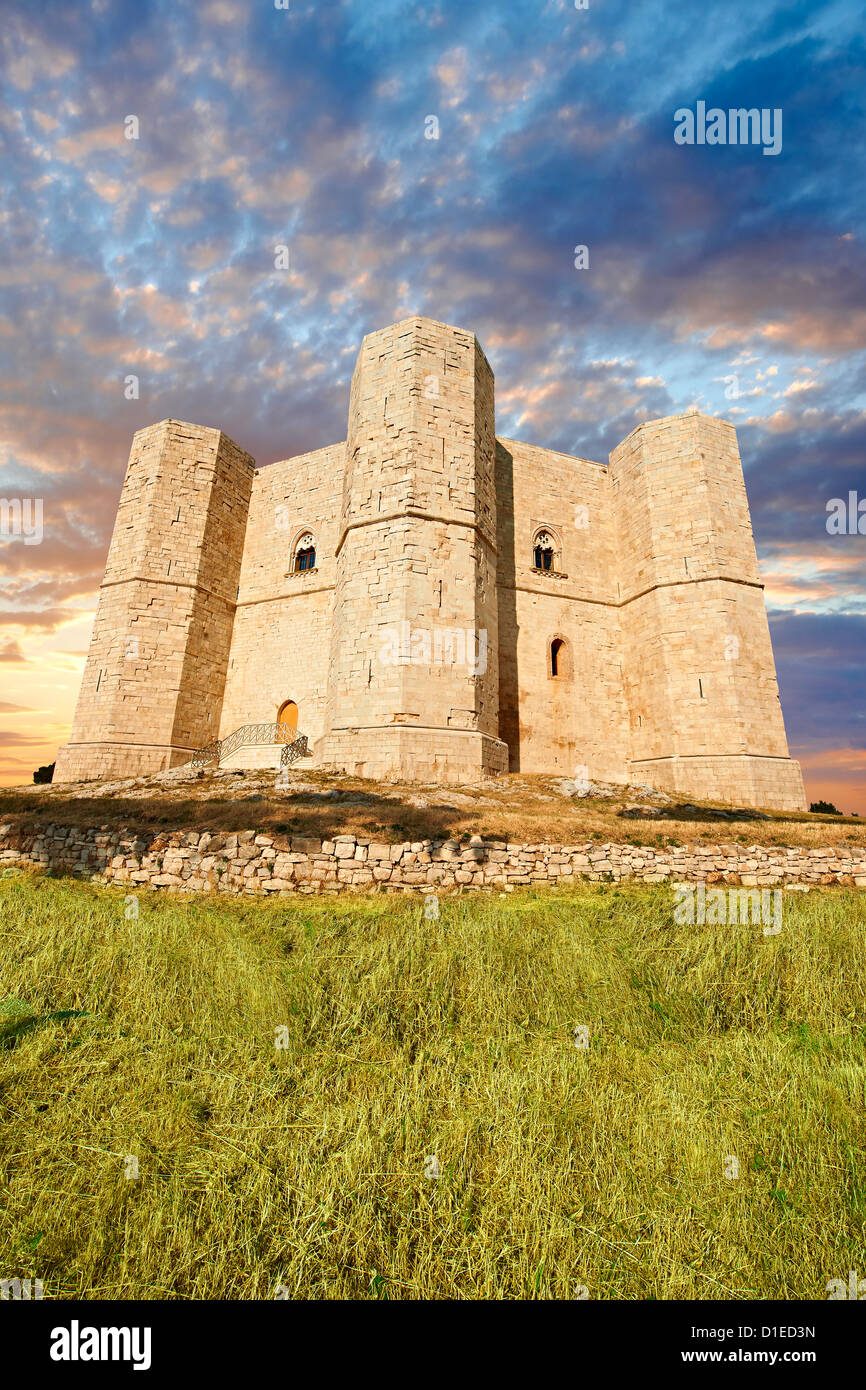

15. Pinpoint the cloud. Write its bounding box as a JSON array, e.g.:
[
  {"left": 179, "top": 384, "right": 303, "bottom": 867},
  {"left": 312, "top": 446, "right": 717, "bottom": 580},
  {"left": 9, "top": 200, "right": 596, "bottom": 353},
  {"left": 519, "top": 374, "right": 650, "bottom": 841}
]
[
  {"left": 200, "top": 0, "right": 248, "bottom": 24},
  {"left": 0, "top": 729, "right": 51, "bottom": 747},
  {"left": 2, "top": 17, "right": 76, "bottom": 91},
  {"left": 0, "top": 608, "right": 79, "bottom": 631},
  {"left": 0, "top": 641, "right": 29, "bottom": 663}
]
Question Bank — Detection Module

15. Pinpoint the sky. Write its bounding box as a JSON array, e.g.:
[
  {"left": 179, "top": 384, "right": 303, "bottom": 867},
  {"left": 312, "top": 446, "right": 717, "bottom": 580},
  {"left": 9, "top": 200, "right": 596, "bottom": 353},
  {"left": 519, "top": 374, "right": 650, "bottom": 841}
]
[{"left": 0, "top": 0, "right": 864, "bottom": 809}]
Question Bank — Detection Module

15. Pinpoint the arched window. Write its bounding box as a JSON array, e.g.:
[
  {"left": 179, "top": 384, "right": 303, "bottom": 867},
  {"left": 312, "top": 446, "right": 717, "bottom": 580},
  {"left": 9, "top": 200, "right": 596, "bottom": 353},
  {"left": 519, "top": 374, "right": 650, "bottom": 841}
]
[
  {"left": 293, "top": 531, "right": 316, "bottom": 572},
  {"left": 549, "top": 636, "right": 572, "bottom": 679},
  {"left": 533, "top": 529, "right": 557, "bottom": 573}
]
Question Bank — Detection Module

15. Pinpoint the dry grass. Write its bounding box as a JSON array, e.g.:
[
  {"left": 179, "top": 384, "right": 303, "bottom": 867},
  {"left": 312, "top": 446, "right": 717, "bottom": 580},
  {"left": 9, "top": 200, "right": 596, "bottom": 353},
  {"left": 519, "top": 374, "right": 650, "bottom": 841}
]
[
  {"left": 2, "top": 768, "right": 864, "bottom": 849},
  {"left": 1, "top": 870, "right": 864, "bottom": 1300}
]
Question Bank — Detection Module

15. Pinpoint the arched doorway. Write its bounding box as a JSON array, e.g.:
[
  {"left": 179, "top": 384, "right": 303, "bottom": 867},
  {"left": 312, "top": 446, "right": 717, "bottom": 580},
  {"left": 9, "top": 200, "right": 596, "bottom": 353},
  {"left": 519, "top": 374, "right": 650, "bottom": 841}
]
[{"left": 276, "top": 699, "right": 298, "bottom": 739}]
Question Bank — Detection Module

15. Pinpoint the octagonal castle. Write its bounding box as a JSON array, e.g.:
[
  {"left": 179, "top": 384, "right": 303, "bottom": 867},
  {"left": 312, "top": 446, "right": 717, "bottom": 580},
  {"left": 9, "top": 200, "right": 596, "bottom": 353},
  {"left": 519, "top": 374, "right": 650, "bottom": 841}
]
[{"left": 54, "top": 315, "right": 806, "bottom": 810}]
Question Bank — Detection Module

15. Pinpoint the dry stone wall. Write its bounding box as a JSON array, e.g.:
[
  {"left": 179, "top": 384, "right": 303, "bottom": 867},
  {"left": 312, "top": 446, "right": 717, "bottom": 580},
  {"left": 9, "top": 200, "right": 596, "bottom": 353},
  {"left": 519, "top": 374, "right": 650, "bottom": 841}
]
[{"left": 2, "top": 823, "right": 863, "bottom": 895}]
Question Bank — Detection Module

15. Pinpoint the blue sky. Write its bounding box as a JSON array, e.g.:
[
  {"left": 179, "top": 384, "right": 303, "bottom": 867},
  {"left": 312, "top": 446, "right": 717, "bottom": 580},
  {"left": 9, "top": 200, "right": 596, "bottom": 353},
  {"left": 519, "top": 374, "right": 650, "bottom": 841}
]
[{"left": 0, "top": 0, "right": 864, "bottom": 805}]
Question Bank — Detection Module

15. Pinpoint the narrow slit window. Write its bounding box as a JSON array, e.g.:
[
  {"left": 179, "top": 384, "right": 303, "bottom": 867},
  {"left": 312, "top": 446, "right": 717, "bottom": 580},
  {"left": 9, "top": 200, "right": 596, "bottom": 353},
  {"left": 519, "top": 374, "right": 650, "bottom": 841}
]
[{"left": 550, "top": 637, "right": 570, "bottom": 679}]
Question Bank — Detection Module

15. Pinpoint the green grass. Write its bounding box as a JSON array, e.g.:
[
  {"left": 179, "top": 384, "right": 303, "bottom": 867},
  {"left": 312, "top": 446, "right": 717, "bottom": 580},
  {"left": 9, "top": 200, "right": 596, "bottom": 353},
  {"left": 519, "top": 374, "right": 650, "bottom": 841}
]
[{"left": 1, "top": 870, "right": 864, "bottom": 1300}]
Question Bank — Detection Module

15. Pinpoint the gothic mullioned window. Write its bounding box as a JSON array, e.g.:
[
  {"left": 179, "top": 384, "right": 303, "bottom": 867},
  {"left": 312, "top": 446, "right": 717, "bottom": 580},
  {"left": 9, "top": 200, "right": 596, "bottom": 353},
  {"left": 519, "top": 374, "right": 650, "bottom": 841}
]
[
  {"left": 533, "top": 529, "right": 557, "bottom": 573},
  {"left": 293, "top": 532, "right": 316, "bottom": 572}
]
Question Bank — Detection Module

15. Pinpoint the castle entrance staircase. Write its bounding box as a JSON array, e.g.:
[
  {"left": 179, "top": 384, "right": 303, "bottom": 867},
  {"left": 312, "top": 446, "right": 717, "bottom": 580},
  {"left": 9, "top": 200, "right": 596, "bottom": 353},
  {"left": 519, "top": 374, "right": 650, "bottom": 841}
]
[{"left": 188, "top": 723, "right": 312, "bottom": 772}]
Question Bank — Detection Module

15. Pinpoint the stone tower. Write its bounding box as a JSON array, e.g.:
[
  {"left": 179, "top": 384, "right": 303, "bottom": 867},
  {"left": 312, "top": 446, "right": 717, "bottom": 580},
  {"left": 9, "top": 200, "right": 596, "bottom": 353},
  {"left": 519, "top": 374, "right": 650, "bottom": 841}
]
[
  {"left": 53, "top": 419, "right": 254, "bottom": 782},
  {"left": 609, "top": 410, "right": 805, "bottom": 808},
  {"left": 316, "top": 316, "right": 509, "bottom": 782}
]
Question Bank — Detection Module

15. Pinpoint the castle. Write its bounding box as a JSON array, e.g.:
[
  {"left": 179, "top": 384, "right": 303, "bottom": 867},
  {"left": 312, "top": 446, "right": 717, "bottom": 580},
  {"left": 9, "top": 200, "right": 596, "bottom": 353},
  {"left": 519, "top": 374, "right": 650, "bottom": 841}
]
[{"left": 54, "top": 315, "right": 806, "bottom": 811}]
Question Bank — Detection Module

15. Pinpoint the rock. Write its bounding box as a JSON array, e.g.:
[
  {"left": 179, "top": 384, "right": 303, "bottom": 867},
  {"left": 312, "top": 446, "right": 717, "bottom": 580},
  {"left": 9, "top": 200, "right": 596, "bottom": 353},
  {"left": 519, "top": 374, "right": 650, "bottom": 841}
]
[{"left": 292, "top": 837, "right": 322, "bottom": 854}]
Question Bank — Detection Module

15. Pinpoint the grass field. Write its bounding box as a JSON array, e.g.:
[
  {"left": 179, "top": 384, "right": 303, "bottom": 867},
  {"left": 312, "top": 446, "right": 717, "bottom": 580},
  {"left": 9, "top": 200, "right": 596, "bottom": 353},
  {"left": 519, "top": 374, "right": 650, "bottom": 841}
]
[{"left": 1, "top": 870, "right": 864, "bottom": 1300}]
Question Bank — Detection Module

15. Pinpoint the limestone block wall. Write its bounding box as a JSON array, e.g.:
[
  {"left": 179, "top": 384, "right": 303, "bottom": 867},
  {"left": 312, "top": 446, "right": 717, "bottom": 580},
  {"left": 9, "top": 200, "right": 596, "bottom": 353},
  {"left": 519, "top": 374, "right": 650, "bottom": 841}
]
[
  {"left": 317, "top": 316, "right": 508, "bottom": 781},
  {"left": 609, "top": 412, "right": 804, "bottom": 811},
  {"left": 495, "top": 438, "right": 630, "bottom": 781},
  {"left": 54, "top": 421, "right": 254, "bottom": 783},
  {"left": 218, "top": 443, "right": 344, "bottom": 745}
]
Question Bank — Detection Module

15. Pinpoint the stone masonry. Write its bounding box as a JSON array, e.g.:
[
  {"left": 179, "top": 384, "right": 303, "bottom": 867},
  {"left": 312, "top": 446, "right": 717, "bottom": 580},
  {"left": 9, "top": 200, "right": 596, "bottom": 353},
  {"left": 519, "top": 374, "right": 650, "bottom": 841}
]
[
  {"left": 2, "top": 823, "right": 863, "bottom": 894},
  {"left": 54, "top": 315, "right": 806, "bottom": 811}
]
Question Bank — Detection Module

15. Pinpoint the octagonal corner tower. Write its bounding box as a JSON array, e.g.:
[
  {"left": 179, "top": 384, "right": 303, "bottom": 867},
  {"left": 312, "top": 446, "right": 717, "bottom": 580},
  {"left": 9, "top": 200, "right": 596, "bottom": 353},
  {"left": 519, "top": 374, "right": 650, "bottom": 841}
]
[
  {"left": 316, "top": 316, "right": 508, "bottom": 783},
  {"left": 609, "top": 408, "right": 806, "bottom": 811},
  {"left": 53, "top": 419, "right": 254, "bottom": 783}
]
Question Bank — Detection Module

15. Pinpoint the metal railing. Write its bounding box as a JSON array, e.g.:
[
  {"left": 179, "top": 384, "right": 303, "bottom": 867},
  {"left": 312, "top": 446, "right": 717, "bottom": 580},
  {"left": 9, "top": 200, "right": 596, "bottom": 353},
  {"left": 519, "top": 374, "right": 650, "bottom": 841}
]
[
  {"left": 281, "top": 734, "right": 310, "bottom": 766},
  {"left": 189, "top": 723, "right": 310, "bottom": 768}
]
